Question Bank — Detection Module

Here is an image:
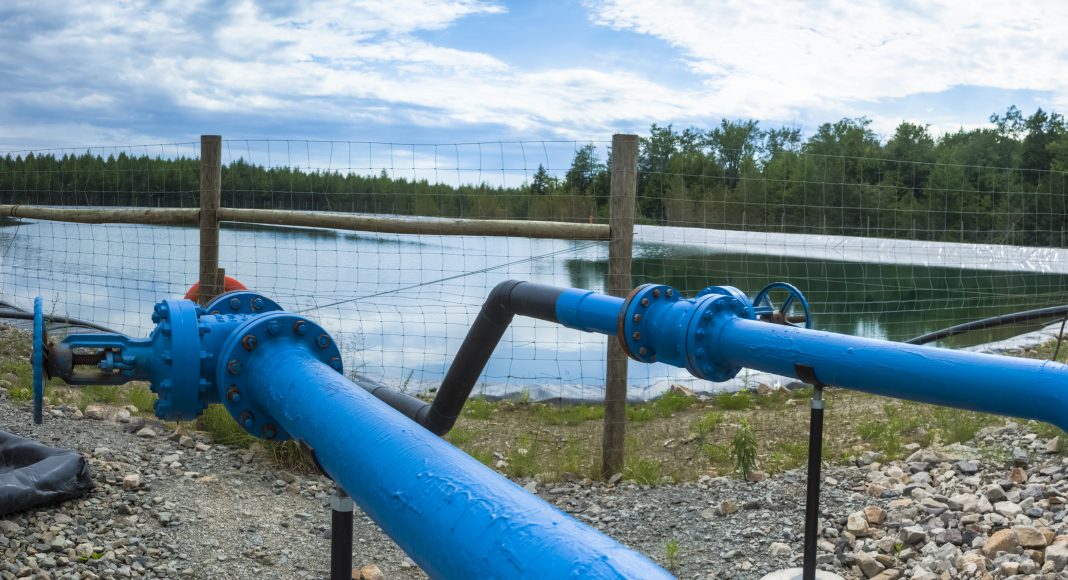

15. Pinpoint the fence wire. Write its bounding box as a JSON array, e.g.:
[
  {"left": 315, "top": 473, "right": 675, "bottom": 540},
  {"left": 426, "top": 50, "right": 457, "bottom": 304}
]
[{"left": 1, "top": 138, "right": 1067, "bottom": 408}]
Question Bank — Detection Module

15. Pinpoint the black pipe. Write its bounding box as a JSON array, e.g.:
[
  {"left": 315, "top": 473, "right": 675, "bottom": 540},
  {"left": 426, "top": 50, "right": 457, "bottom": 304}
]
[
  {"left": 330, "top": 488, "right": 354, "bottom": 580},
  {"left": 906, "top": 304, "right": 1068, "bottom": 345},
  {"left": 358, "top": 280, "right": 564, "bottom": 436}
]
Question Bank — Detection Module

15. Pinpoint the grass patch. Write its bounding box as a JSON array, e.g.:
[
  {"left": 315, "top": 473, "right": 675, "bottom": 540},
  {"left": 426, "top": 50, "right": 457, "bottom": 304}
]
[
  {"left": 533, "top": 403, "right": 604, "bottom": 425},
  {"left": 463, "top": 395, "right": 495, "bottom": 420},
  {"left": 447, "top": 427, "right": 473, "bottom": 446},
  {"left": 126, "top": 384, "right": 156, "bottom": 414},
  {"left": 78, "top": 385, "right": 122, "bottom": 409},
  {"left": 935, "top": 407, "right": 995, "bottom": 444},
  {"left": 505, "top": 434, "right": 541, "bottom": 478},
  {"left": 714, "top": 391, "right": 752, "bottom": 411},
  {"left": 624, "top": 458, "right": 662, "bottom": 485},
  {"left": 196, "top": 404, "right": 257, "bottom": 447}
]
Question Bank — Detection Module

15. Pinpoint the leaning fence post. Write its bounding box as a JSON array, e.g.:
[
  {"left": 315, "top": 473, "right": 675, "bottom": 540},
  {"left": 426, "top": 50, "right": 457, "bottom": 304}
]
[
  {"left": 602, "top": 134, "right": 638, "bottom": 478},
  {"left": 199, "top": 135, "right": 222, "bottom": 305}
]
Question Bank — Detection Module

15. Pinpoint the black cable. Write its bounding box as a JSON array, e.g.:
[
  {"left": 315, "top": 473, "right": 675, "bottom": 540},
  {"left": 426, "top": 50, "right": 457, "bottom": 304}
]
[
  {"left": 0, "top": 309, "right": 118, "bottom": 334},
  {"left": 905, "top": 304, "right": 1068, "bottom": 346}
]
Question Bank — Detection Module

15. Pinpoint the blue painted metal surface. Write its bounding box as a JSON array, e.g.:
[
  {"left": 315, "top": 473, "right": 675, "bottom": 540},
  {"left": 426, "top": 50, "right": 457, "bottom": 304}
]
[
  {"left": 242, "top": 333, "right": 670, "bottom": 579},
  {"left": 32, "top": 297, "right": 44, "bottom": 425},
  {"left": 202, "top": 290, "right": 282, "bottom": 316},
  {"left": 554, "top": 283, "right": 1068, "bottom": 432}
]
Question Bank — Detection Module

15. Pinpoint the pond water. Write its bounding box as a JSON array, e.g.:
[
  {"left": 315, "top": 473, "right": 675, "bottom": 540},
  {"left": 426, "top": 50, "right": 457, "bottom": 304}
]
[{"left": 2, "top": 217, "right": 1065, "bottom": 400}]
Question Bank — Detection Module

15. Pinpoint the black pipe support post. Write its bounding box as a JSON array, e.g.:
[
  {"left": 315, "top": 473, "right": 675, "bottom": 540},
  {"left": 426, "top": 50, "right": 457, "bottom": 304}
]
[
  {"left": 330, "top": 486, "right": 354, "bottom": 580},
  {"left": 802, "top": 384, "right": 825, "bottom": 580}
]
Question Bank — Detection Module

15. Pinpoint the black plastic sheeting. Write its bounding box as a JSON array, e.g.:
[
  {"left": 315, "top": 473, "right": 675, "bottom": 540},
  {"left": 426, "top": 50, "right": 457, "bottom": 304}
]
[{"left": 0, "top": 430, "right": 93, "bottom": 517}]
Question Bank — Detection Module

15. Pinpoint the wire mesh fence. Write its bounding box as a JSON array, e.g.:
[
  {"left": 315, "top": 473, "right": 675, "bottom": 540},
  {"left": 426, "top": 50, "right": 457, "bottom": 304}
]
[{"left": 2, "top": 135, "right": 1067, "bottom": 412}]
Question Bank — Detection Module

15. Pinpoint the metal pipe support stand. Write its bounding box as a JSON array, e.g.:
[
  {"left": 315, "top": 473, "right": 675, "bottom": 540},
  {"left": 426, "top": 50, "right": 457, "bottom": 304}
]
[
  {"left": 803, "top": 384, "right": 824, "bottom": 580},
  {"left": 330, "top": 487, "right": 354, "bottom": 580}
]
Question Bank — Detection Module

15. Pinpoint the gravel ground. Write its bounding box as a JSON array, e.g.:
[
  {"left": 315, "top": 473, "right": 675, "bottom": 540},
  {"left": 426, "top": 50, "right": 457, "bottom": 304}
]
[{"left": 4, "top": 382, "right": 1068, "bottom": 579}]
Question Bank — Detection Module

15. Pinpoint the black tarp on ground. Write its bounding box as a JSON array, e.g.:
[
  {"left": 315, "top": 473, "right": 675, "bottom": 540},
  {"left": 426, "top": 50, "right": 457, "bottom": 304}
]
[{"left": 0, "top": 430, "right": 93, "bottom": 516}]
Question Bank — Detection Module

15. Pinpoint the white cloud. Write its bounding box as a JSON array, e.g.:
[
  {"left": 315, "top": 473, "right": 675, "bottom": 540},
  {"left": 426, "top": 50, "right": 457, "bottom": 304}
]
[
  {"left": 584, "top": 0, "right": 1068, "bottom": 120},
  {"left": 2, "top": 0, "right": 1066, "bottom": 149}
]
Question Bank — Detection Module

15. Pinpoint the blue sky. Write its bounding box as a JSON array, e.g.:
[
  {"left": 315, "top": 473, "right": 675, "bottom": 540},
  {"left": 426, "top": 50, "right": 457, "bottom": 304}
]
[{"left": 1, "top": 0, "right": 1064, "bottom": 152}]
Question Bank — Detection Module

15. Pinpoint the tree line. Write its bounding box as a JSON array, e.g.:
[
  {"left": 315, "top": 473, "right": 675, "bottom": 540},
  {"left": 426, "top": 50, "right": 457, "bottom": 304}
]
[{"left": 1, "top": 106, "right": 1065, "bottom": 246}]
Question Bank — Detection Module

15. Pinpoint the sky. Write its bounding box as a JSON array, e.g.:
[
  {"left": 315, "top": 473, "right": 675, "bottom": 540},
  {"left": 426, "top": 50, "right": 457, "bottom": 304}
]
[{"left": 1, "top": 0, "right": 1066, "bottom": 154}]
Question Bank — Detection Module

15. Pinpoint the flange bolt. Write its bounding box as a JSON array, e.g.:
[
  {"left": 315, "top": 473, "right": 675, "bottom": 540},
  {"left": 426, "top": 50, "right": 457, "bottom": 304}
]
[
  {"left": 229, "top": 297, "right": 242, "bottom": 311},
  {"left": 241, "top": 334, "right": 258, "bottom": 351},
  {"left": 293, "top": 321, "right": 307, "bottom": 335},
  {"left": 227, "top": 359, "right": 243, "bottom": 375}
]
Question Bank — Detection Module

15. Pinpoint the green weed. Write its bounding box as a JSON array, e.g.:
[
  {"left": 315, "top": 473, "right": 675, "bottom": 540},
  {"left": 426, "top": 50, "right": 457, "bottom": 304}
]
[
  {"left": 731, "top": 419, "right": 758, "bottom": 479},
  {"left": 665, "top": 538, "right": 680, "bottom": 571},
  {"left": 624, "top": 458, "right": 662, "bottom": 485}
]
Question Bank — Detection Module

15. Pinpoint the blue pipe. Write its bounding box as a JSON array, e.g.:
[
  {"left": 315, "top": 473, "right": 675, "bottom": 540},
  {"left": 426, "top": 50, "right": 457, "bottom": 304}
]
[
  {"left": 554, "top": 283, "right": 1068, "bottom": 432},
  {"left": 241, "top": 330, "right": 669, "bottom": 578},
  {"left": 717, "top": 318, "right": 1068, "bottom": 432}
]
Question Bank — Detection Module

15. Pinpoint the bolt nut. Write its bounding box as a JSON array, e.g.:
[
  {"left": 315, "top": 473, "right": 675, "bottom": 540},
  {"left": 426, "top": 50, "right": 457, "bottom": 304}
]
[
  {"left": 267, "top": 320, "right": 281, "bottom": 335},
  {"left": 293, "top": 320, "right": 307, "bottom": 335},
  {"left": 241, "top": 334, "right": 258, "bottom": 351},
  {"left": 240, "top": 411, "right": 254, "bottom": 430},
  {"left": 229, "top": 297, "right": 242, "bottom": 311},
  {"left": 251, "top": 298, "right": 264, "bottom": 311},
  {"left": 638, "top": 346, "right": 648, "bottom": 356},
  {"left": 226, "top": 386, "right": 241, "bottom": 403},
  {"left": 652, "top": 288, "right": 661, "bottom": 298},
  {"left": 329, "top": 357, "right": 343, "bottom": 371},
  {"left": 632, "top": 313, "right": 642, "bottom": 323},
  {"left": 262, "top": 424, "right": 277, "bottom": 439},
  {"left": 640, "top": 298, "right": 649, "bottom": 307},
  {"left": 316, "top": 333, "right": 331, "bottom": 349},
  {"left": 632, "top": 331, "right": 641, "bottom": 340},
  {"left": 666, "top": 289, "right": 673, "bottom": 297},
  {"left": 227, "top": 359, "right": 243, "bottom": 375}
]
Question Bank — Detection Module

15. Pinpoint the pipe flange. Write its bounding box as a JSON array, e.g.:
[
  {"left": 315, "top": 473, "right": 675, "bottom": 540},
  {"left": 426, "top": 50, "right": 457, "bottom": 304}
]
[
  {"left": 685, "top": 293, "right": 748, "bottom": 382},
  {"left": 216, "top": 312, "right": 343, "bottom": 441},
  {"left": 151, "top": 299, "right": 205, "bottom": 421},
  {"left": 618, "top": 284, "right": 680, "bottom": 363},
  {"left": 202, "top": 291, "right": 282, "bottom": 316},
  {"left": 695, "top": 285, "right": 756, "bottom": 320}
]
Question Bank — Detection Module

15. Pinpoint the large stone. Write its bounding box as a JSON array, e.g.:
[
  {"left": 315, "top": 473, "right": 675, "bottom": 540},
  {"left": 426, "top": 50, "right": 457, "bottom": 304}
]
[
  {"left": 864, "top": 506, "right": 886, "bottom": 525},
  {"left": 847, "top": 511, "right": 870, "bottom": 536},
  {"left": 1014, "top": 525, "right": 1047, "bottom": 549},
  {"left": 1010, "top": 467, "right": 1028, "bottom": 484},
  {"left": 995, "top": 501, "right": 1023, "bottom": 519},
  {"left": 856, "top": 552, "right": 885, "bottom": 578},
  {"left": 870, "top": 570, "right": 900, "bottom": 580},
  {"left": 354, "top": 564, "right": 384, "bottom": 580},
  {"left": 900, "top": 525, "right": 926, "bottom": 545},
  {"left": 982, "top": 529, "right": 1020, "bottom": 558},
  {"left": 122, "top": 474, "right": 140, "bottom": 490},
  {"left": 83, "top": 404, "right": 114, "bottom": 421},
  {"left": 1045, "top": 541, "right": 1068, "bottom": 572},
  {"left": 768, "top": 542, "right": 791, "bottom": 557}
]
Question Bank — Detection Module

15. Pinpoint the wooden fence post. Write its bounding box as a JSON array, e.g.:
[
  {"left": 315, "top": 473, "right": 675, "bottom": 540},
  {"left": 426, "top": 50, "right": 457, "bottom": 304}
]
[
  {"left": 199, "top": 135, "right": 223, "bottom": 305},
  {"left": 602, "top": 134, "right": 638, "bottom": 478}
]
